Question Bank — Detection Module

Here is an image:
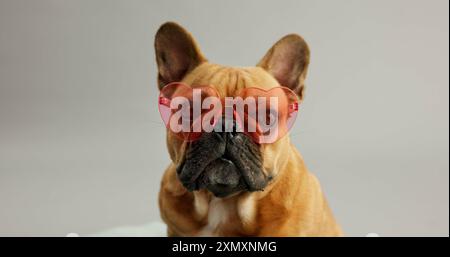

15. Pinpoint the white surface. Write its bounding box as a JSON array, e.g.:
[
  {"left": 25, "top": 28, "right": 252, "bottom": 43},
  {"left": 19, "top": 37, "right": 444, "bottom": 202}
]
[{"left": 91, "top": 222, "right": 167, "bottom": 237}]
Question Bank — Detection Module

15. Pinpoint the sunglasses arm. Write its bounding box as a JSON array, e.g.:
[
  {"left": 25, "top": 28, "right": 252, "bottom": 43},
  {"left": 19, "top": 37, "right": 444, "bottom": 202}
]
[
  {"left": 288, "top": 102, "right": 299, "bottom": 114},
  {"left": 159, "top": 96, "right": 171, "bottom": 107}
]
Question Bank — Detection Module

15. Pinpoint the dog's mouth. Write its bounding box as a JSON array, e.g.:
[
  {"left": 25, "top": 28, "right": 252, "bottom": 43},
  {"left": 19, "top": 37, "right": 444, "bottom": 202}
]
[
  {"left": 176, "top": 132, "right": 268, "bottom": 198},
  {"left": 197, "top": 156, "right": 246, "bottom": 198}
]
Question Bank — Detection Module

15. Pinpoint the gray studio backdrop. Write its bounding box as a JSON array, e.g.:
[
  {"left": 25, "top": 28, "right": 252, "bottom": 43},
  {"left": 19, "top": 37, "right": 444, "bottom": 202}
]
[{"left": 0, "top": 0, "right": 448, "bottom": 236}]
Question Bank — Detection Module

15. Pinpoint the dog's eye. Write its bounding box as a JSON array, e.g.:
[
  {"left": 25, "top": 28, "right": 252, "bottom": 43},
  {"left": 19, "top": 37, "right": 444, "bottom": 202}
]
[
  {"left": 269, "top": 112, "right": 277, "bottom": 123},
  {"left": 181, "top": 110, "right": 192, "bottom": 121},
  {"left": 171, "top": 105, "right": 194, "bottom": 122},
  {"left": 265, "top": 109, "right": 278, "bottom": 124}
]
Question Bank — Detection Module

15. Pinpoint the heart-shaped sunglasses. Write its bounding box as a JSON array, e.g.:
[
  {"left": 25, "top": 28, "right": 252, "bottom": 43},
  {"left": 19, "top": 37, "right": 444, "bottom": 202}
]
[{"left": 158, "top": 82, "right": 299, "bottom": 144}]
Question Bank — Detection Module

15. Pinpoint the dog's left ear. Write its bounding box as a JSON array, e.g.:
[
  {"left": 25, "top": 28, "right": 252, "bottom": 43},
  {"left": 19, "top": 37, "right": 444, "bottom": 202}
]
[
  {"left": 155, "top": 22, "right": 206, "bottom": 89},
  {"left": 257, "top": 34, "right": 310, "bottom": 100}
]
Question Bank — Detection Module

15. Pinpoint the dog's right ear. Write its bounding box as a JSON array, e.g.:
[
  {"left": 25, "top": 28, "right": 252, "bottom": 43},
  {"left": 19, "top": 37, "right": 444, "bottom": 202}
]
[{"left": 154, "top": 22, "right": 206, "bottom": 89}]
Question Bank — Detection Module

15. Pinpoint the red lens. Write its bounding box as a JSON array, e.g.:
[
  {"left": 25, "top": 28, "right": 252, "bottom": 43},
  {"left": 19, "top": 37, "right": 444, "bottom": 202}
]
[
  {"left": 158, "top": 82, "right": 220, "bottom": 142},
  {"left": 235, "top": 87, "right": 299, "bottom": 144}
]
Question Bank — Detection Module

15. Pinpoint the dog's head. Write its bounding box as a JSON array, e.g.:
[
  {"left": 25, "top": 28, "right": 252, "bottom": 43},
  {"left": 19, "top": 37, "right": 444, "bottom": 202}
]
[{"left": 154, "top": 22, "right": 310, "bottom": 198}]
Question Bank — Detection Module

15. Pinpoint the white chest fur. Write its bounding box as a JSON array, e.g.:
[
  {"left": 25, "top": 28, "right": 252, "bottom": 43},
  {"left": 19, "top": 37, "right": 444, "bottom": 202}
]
[
  {"left": 198, "top": 197, "right": 229, "bottom": 236},
  {"left": 196, "top": 194, "right": 256, "bottom": 236}
]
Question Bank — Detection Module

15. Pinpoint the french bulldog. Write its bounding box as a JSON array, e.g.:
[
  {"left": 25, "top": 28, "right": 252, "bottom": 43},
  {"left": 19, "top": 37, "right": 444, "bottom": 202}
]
[{"left": 155, "top": 22, "right": 342, "bottom": 236}]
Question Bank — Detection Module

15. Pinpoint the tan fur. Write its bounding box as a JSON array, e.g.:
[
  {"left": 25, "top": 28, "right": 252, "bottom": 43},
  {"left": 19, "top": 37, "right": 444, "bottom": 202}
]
[
  {"left": 156, "top": 23, "right": 342, "bottom": 236},
  {"left": 159, "top": 64, "right": 342, "bottom": 236}
]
